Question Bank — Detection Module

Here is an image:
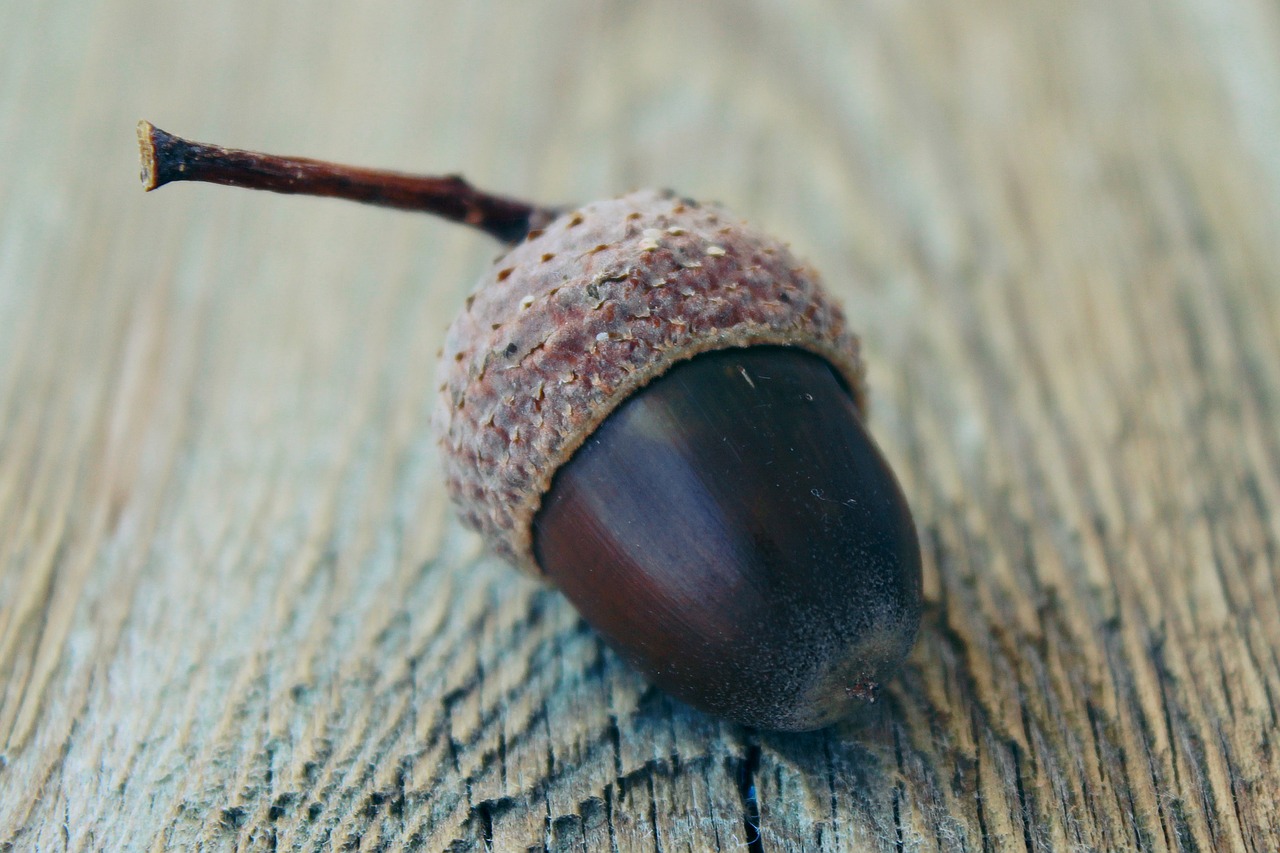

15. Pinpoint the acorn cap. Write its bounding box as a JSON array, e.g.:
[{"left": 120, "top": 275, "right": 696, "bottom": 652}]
[{"left": 436, "top": 189, "right": 865, "bottom": 574}]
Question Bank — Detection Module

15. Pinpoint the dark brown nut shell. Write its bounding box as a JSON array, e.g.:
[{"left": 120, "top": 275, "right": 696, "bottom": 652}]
[{"left": 436, "top": 189, "right": 865, "bottom": 574}]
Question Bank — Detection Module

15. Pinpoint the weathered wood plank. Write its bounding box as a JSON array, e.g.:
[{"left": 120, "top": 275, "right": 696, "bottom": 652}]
[{"left": 2, "top": 0, "right": 1279, "bottom": 849}]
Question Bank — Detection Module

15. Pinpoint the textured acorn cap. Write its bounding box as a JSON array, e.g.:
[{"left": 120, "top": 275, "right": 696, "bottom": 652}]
[{"left": 436, "top": 189, "right": 865, "bottom": 574}]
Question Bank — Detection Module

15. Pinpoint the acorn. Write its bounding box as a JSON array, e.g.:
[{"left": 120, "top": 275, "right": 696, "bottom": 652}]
[{"left": 137, "top": 122, "right": 923, "bottom": 731}]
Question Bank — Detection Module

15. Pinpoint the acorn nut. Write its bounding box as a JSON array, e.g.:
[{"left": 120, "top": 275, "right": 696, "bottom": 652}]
[{"left": 137, "top": 122, "right": 923, "bottom": 731}]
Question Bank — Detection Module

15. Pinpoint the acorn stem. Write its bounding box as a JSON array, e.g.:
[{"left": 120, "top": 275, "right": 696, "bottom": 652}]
[{"left": 136, "top": 121, "right": 559, "bottom": 243}]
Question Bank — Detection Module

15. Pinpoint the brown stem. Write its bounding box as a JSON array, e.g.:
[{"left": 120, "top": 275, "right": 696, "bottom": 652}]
[{"left": 136, "top": 121, "right": 559, "bottom": 244}]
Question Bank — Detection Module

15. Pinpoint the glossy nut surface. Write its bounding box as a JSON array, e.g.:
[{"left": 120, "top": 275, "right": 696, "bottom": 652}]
[{"left": 533, "top": 346, "right": 922, "bottom": 731}]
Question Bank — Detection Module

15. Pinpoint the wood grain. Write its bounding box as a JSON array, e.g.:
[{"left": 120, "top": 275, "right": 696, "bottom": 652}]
[{"left": 3, "top": 0, "right": 1279, "bottom": 849}]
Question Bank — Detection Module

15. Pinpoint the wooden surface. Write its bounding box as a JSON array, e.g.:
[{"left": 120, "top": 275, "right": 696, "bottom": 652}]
[{"left": 3, "top": 1, "right": 1280, "bottom": 850}]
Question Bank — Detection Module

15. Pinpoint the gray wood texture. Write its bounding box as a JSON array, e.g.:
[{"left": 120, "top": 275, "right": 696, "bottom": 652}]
[{"left": 3, "top": 0, "right": 1280, "bottom": 849}]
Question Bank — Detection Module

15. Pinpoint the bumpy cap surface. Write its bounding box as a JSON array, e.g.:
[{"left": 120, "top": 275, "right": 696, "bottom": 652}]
[{"left": 436, "top": 189, "right": 864, "bottom": 574}]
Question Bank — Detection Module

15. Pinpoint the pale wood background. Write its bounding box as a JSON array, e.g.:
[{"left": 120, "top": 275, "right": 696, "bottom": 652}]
[{"left": 2, "top": 0, "right": 1279, "bottom": 850}]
